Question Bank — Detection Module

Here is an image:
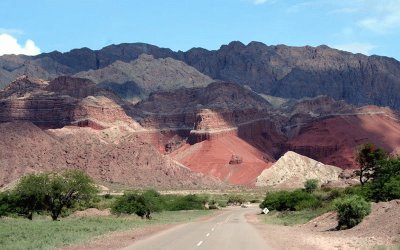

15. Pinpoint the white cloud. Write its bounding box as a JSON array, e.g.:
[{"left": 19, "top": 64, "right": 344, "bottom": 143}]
[
  {"left": 355, "top": 0, "right": 400, "bottom": 32},
  {"left": 253, "top": 0, "right": 268, "bottom": 5},
  {"left": 331, "top": 42, "right": 376, "bottom": 55},
  {"left": 0, "top": 28, "right": 24, "bottom": 35},
  {"left": 0, "top": 33, "right": 41, "bottom": 56},
  {"left": 358, "top": 14, "right": 400, "bottom": 33}
]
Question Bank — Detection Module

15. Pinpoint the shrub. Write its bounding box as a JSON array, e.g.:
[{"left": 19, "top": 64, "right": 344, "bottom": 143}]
[
  {"left": 227, "top": 195, "right": 246, "bottom": 205},
  {"left": 381, "top": 176, "right": 400, "bottom": 200},
  {"left": 165, "top": 194, "right": 206, "bottom": 211},
  {"left": 260, "top": 190, "right": 322, "bottom": 211},
  {"left": 112, "top": 190, "right": 163, "bottom": 219},
  {"left": 0, "top": 191, "right": 18, "bottom": 217},
  {"left": 304, "top": 179, "right": 319, "bottom": 193},
  {"left": 208, "top": 204, "right": 218, "bottom": 209},
  {"left": 334, "top": 195, "right": 371, "bottom": 229}
]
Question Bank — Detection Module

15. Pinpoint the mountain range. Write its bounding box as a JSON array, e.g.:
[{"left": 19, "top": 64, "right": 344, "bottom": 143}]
[{"left": 1, "top": 41, "right": 400, "bottom": 189}]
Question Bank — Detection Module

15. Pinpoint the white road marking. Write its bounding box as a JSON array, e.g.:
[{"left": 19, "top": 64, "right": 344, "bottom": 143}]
[
  {"left": 224, "top": 214, "right": 233, "bottom": 223},
  {"left": 206, "top": 233, "right": 210, "bottom": 237},
  {"left": 197, "top": 241, "right": 203, "bottom": 247},
  {"left": 211, "top": 227, "right": 215, "bottom": 231}
]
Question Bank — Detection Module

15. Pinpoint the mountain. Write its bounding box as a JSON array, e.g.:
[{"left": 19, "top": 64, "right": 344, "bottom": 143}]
[
  {"left": 2, "top": 41, "right": 400, "bottom": 109},
  {"left": 1, "top": 42, "right": 400, "bottom": 188}
]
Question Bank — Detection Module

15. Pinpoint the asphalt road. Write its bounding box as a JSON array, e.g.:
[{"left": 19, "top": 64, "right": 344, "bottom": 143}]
[{"left": 122, "top": 206, "right": 270, "bottom": 250}]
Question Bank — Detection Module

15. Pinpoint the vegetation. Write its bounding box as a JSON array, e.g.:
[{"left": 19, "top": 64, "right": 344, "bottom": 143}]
[
  {"left": 112, "top": 191, "right": 208, "bottom": 218},
  {"left": 162, "top": 194, "right": 207, "bottom": 211},
  {"left": 11, "top": 170, "right": 98, "bottom": 220},
  {"left": 0, "top": 210, "right": 211, "bottom": 250},
  {"left": 260, "top": 209, "right": 329, "bottom": 226},
  {"left": 366, "top": 157, "right": 400, "bottom": 201},
  {"left": 259, "top": 189, "right": 322, "bottom": 211},
  {"left": 355, "top": 143, "right": 387, "bottom": 186},
  {"left": 304, "top": 179, "right": 318, "bottom": 193},
  {"left": 260, "top": 144, "right": 399, "bottom": 229},
  {"left": 112, "top": 190, "right": 163, "bottom": 219},
  {"left": 334, "top": 195, "right": 371, "bottom": 229},
  {"left": 227, "top": 195, "right": 246, "bottom": 205}
]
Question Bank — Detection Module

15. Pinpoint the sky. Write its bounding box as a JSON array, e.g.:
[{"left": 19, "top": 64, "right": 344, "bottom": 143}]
[{"left": 0, "top": 0, "right": 399, "bottom": 60}]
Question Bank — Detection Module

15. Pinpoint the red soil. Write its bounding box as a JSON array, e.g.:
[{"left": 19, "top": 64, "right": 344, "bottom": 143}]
[
  {"left": 171, "top": 133, "right": 272, "bottom": 185},
  {"left": 288, "top": 114, "right": 400, "bottom": 168}
]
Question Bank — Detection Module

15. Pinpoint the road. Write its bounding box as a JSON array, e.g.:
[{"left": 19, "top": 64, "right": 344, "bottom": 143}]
[{"left": 122, "top": 206, "right": 270, "bottom": 250}]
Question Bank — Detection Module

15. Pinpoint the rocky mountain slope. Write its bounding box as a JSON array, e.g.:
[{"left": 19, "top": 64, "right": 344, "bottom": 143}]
[
  {"left": 2, "top": 41, "right": 400, "bottom": 109},
  {"left": 0, "top": 121, "right": 223, "bottom": 189},
  {"left": 75, "top": 54, "right": 213, "bottom": 102}
]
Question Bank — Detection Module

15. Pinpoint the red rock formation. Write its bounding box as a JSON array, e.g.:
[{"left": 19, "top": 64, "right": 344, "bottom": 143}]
[
  {"left": 171, "top": 134, "right": 273, "bottom": 185},
  {"left": 287, "top": 113, "right": 400, "bottom": 168}
]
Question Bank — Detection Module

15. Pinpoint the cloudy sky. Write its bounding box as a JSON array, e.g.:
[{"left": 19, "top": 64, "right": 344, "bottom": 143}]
[{"left": 0, "top": 0, "right": 399, "bottom": 59}]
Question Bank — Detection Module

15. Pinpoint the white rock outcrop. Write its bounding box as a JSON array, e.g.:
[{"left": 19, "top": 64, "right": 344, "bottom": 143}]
[{"left": 256, "top": 151, "right": 341, "bottom": 188}]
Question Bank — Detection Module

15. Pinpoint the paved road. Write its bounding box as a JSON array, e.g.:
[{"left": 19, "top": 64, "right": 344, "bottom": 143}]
[{"left": 122, "top": 206, "right": 270, "bottom": 250}]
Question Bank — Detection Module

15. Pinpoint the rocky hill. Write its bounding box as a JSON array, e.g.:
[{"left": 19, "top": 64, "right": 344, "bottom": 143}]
[
  {"left": 2, "top": 41, "right": 400, "bottom": 109},
  {"left": 256, "top": 151, "right": 342, "bottom": 188}
]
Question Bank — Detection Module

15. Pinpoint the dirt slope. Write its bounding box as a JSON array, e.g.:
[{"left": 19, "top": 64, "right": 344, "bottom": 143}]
[{"left": 249, "top": 200, "right": 400, "bottom": 249}]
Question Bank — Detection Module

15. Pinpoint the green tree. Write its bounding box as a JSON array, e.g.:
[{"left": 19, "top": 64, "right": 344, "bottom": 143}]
[
  {"left": 304, "top": 179, "right": 319, "bottom": 193},
  {"left": 14, "top": 170, "right": 98, "bottom": 220},
  {"left": 367, "top": 157, "right": 400, "bottom": 201},
  {"left": 355, "top": 143, "right": 387, "bottom": 185},
  {"left": 14, "top": 173, "right": 49, "bottom": 219}
]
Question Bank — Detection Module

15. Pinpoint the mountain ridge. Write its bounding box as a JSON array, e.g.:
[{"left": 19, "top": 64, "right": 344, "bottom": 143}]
[{"left": 2, "top": 41, "right": 400, "bottom": 109}]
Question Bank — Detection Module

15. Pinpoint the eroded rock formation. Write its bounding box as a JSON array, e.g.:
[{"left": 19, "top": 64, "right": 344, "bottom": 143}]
[{"left": 256, "top": 151, "right": 342, "bottom": 188}]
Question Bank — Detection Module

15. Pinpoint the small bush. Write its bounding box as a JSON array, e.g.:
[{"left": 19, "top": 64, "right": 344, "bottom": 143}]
[
  {"left": 112, "top": 190, "right": 163, "bottom": 219},
  {"left": 0, "top": 191, "right": 18, "bottom": 217},
  {"left": 334, "top": 195, "right": 371, "bottom": 229},
  {"left": 304, "top": 179, "right": 319, "bottom": 193},
  {"left": 165, "top": 194, "right": 206, "bottom": 211},
  {"left": 208, "top": 204, "right": 218, "bottom": 209},
  {"left": 381, "top": 176, "right": 400, "bottom": 200},
  {"left": 227, "top": 195, "right": 246, "bottom": 205}
]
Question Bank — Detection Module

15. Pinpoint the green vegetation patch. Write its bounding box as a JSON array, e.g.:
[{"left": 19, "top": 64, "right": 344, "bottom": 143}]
[
  {"left": 0, "top": 210, "right": 212, "bottom": 250},
  {"left": 260, "top": 209, "right": 329, "bottom": 226}
]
